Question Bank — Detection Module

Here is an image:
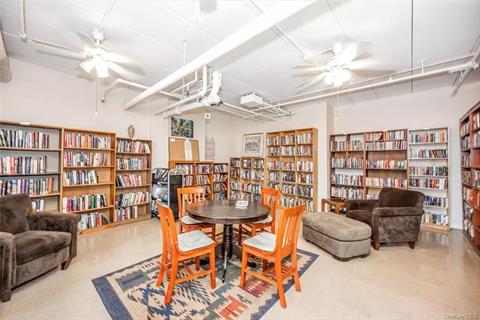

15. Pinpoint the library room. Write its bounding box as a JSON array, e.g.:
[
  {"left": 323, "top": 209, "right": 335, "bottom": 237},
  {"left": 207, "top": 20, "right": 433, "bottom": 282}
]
[{"left": 0, "top": 1, "right": 479, "bottom": 319}]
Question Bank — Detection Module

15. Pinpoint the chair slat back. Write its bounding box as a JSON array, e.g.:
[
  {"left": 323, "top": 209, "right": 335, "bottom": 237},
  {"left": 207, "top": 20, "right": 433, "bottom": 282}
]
[
  {"left": 157, "top": 202, "right": 179, "bottom": 256},
  {"left": 177, "top": 187, "right": 206, "bottom": 219},
  {"left": 275, "top": 205, "right": 305, "bottom": 254},
  {"left": 260, "top": 188, "right": 281, "bottom": 220}
]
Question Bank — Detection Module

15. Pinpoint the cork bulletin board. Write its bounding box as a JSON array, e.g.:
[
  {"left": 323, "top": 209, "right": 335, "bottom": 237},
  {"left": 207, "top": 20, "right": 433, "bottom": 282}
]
[{"left": 168, "top": 137, "right": 200, "bottom": 161}]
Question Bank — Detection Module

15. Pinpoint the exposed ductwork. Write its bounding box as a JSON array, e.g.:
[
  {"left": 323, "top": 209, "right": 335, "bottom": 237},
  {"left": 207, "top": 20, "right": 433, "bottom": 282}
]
[
  {"left": 0, "top": 32, "right": 12, "bottom": 83},
  {"left": 122, "top": 0, "right": 315, "bottom": 110}
]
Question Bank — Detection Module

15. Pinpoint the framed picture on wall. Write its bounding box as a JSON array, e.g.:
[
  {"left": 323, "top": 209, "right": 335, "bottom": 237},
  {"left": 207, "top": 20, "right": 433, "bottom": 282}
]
[
  {"left": 242, "top": 133, "right": 264, "bottom": 157},
  {"left": 170, "top": 117, "right": 194, "bottom": 138}
]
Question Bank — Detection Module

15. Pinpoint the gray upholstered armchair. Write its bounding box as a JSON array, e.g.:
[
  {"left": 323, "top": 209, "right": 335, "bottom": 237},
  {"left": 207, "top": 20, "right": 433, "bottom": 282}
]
[
  {"left": 0, "top": 194, "right": 80, "bottom": 302},
  {"left": 345, "top": 188, "right": 424, "bottom": 250}
]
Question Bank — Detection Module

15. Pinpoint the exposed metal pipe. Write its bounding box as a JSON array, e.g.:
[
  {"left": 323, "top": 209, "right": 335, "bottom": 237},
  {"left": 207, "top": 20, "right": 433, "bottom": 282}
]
[
  {"left": 171, "top": 71, "right": 198, "bottom": 95},
  {"left": 223, "top": 102, "right": 276, "bottom": 120},
  {"left": 123, "top": 1, "right": 315, "bottom": 110},
  {"left": 451, "top": 46, "right": 480, "bottom": 96},
  {"left": 273, "top": 53, "right": 477, "bottom": 104},
  {"left": 101, "top": 78, "right": 180, "bottom": 102},
  {"left": 18, "top": 0, "right": 27, "bottom": 41},
  {"left": 274, "top": 62, "right": 477, "bottom": 108},
  {"left": 153, "top": 66, "right": 208, "bottom": 116}
]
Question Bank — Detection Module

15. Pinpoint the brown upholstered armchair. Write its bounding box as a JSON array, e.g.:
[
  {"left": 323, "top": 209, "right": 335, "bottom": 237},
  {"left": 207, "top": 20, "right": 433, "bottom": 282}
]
[
  {"left": 0, "top": 194, "right": 80, "bottom": 302},
  {"left": 345, "top": 188, "right": 424, "bottom": 250}
]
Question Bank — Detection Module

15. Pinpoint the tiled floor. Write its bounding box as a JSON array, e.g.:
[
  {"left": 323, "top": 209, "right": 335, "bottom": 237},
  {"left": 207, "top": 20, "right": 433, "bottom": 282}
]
[{"left": 1, "top": 218, "right": 479, "bottom": 319}]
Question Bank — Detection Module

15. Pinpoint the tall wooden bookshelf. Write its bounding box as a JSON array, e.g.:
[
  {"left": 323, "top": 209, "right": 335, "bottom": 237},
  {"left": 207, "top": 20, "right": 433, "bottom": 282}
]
[
  {"left": 168, "top": 160, "right": 214, "bottom": 199},
  {"left": 228, "top": 157, "right": 264, "bottom": 202},
  {"left": 409, "top": 128, "right": 449, "bottom": 232},
  {"left": 0, "top": 121, "right": 62, "bottom": 212},
  {"left": 213, "top": 162, "right": 229, "bottom": 200},
  {"left": 115, "top": 137, "right": 152, "bottom": 225},
  {"left": 61, "top": 128, "right": 116, "bottom": 234},
  {"left": 460, "top": 102, "right": 480, "bottom": 255}
]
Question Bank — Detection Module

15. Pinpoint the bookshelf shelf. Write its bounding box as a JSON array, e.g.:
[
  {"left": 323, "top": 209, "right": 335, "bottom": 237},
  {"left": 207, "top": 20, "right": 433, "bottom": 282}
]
[
  {"left": 65, "top": 205, "right": 114, "bottom": 214},
  {"left": 1, "top": 121, "right": 63, "bottom": 212},
  {"left": 115, "top": 137, "right": 152, "bottom": 224},
  {"left": 168, "top": 160, "right": 215, "bottom": 199},
  {"left": 63, "top": 147, "right": 115, "bottom": 151},
  {"left": 63, "top": 182, "right": 114, "bottom": 188}
]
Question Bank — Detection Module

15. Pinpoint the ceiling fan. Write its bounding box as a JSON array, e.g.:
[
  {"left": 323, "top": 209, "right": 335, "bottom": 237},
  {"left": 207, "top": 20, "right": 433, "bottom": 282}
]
[
  {"left": 31, "top": 29, "right": 143, "bottom": 80},
  {"left": 293, "top": 41, "right": 394, "bottom": 91}
]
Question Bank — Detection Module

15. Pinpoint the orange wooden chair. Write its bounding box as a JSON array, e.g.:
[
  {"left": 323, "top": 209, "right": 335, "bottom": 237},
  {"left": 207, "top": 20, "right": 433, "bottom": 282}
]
[
  {"left": 156, "top": 203, "right": 217, "bottom": 304},
  {"left": 237, "top": 188, "right": 281, "bottom": 246},
  {"left": 240, "top": 204, "right": 305, "bottom": 309},
  {"left": 178, "top": 187, "right": 216, "bottom": 240}
]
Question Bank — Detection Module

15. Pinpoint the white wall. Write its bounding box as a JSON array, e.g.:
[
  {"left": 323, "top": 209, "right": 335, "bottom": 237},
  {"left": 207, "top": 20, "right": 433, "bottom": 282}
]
[{"left": 0, "top": 58, "right": 239, "bottom": 167}]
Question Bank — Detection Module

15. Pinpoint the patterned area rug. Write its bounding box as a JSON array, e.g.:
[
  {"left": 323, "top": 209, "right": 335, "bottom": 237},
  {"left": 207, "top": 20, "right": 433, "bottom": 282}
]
[{"left": 92, "top": 248, "right": 318, "bottom": 320}]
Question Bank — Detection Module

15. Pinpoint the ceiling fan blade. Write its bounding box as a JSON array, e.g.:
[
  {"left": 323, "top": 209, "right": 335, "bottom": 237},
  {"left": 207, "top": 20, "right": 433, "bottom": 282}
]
[
  {"left": 106, "top": 61, "right": 143, "bottom": 80},
  {"left": 74, "top": 30, "right": 95, "bottom": 46},
  {"left": 102, "top": 51, "right": 137, "bottom": 65},
  {"left": 31, "top": 39, "right": 86, "bottom": 60},
  {"left": 350, "top": 68, "right": 396, "bottom": 79},
  {"left": 337, "top": 41, "right": 373, "bottom": 65},
  {"left": 296, "top": 73, "right": 327, "bottom": 92},
  {"left": 292, "top": 63, "right": 317, "bottom": 69},
  {"left": 294, "top": 66, "right": 328, "bottom": 76},
  {"left": 79, "top": 60, "right": 95, "bottom": 74}
]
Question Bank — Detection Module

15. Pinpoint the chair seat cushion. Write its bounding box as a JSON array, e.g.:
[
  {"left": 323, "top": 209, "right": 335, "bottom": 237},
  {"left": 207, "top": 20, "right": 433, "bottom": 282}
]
[
  {"left": 15, "top": 230, "right": 71, "bottom": 265},
  {"left": 303, "top": 212, "right": 371, "bottom": 241},
  {"left": 243, "top": 232, "right": 276, "bottom": 252},
  {"left": 178, "top": 230, "right": 214, "bottom": 252},
  {"left": 180, "top": 215, "right": 204, "bottom": 225},
  {"left": 253, "top": 215, "right": 273, "bottom": 224}
]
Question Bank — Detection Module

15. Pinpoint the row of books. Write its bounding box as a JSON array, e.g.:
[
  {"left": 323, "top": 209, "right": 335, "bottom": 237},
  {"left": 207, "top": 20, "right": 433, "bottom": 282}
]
[
  {"left": 241, "top": 183, "right": 262, "bottom": 194},
  {"left": 266, "top": 132, "right": 313, "bottom": 146},
  {"left": 267, "top": 136, "right": 280, "bottom": 146},
  {"left": 280, "top": 134, "right": 295, "bottom": 145},
  {"left": 460, "top": 121, "right": 470, "bottom": 137},
  {"left": 115, "top": 191, "right": 150, "bottom": 208},
  {"left": 62, "top": 194, "right": 108, "bottom": 212},
  {"left": 409, "top": 166, "right": 448, "bottom": 176},
  {"left": 297, "top": 172, "right": 313, "bottom": 184},
  {"left": 462, "top": 153, "right": 471, "bottom": 167},
  {"left": 213, "top": 192, "right": 226, "bottom": 200},
  {"left": 117, "top": 157, "right": 148, "bottom": 170},
  {"left": 213, "top": 174, "right": 228, "bottom": 183},
  {"left": 0, "top": 129, "right": 50, "bottom": 149},
  {"left": 268, "top": 172, "right": 280, "bottom": 181},
  {"left": 230, "top": 168, "right": 240, "bottom": 179},
  {"left": 409, "top": 149, "right": 447, "bottom": 159},
  {"left": 473, "top": 170, "right": 480, "bottom": 188},
  {"left": 472, "top": 132, "right": 480, "bottom": 148},
  {"left": 267, "top": 146, "right": 281, "bottom": 156},
  {"left": 365, "top": 141, "right": 407, "bottom": 150},
  {"left": 64, "top": 170, "right": 98, "bottom": 186},
  {"left": 473, "top": 113, "right": 480, "bottom": 130},
  {"left": 116, "top": 141, "right": 151, "bottom": 154},
  {"left": 1, "top": 177, "right": 55, "bottom": 196},
  {"left": 214, "top": 164, "right": 228, "bottom": 173},
  {"left": 349, "top": 140, "right": 363, "bottom": 151},
  {"left": 463, "top": 186, "right": 472, "bottom": 203},
  {"left": 32, "top": 199, "right": 45, "bottom": 212},
  {"left": 267, "top": 181, "right": 280, "bottom": 189},
  {"left": 196, "top": 164, "right": 213, "bottom": 174},
  {"left": 1, "top": 156, "right": 47, "bottom": 175},
  {"left": 241, "top": 159, "right": 264, "bottom": 169},
  {"left": 64, "top": 152, "right": 108, "bottom": 167},
  {"left": 422, "top": 212, "right": 448, "bottom": 225},
  {"left": 196, "top": 175, "right": 211, "bottom": 185},
  {"left": 365, "top": 130, "right": 405, "bottom": 141},
  {"left": 267, "top": 161, "right": 282, "bottom": 170},
  {"left": 115, "top": 206, "right": 139, "bottom": 222},
  {"left": 409, "top": 177, "right": 447, "bottom": 190},
  {"left": 409, "top": 132, "right": 447, "bottom": 144},
  {"left": 297, "top": 145, "right": 313, "bottom": 156},
  {"left": 462, "top": 170, "right": 472, "bottom": 185},
  {"left": 252, "top": 170, "right": 264, "bottom": 180},
  {"left": 281, "top": 197, "right": 313, "bottom": 212},
  {"left": 366, "top": 159, "right": 406, "bottom": 170},
  {"left": 365, "top": 177, "right": 407, "bottom": 189},
  {"left": 330, "top": 141, "right": 346, "bottom": 152},
  {"left": 424, "top": 195, "right": 448, "bottom": 208},
  {"left": 330, "top": 186, "right": 364, "bottom": 199},
  {"left": 297, "top": 161, "right": 314, "bottom": 172},
  {"left": 78, "top": 212, "right": 111, "bottom": 231},
  {"left": 183, "top": 175, "right": 194, "bottom": 186},
  {"left": 213, "top": 183, "right": 227, "bottom": 193},
  {"left": 116, "top": 174, "right": 143, "bottom": 187},
  {"left": 296, "top": 132, "right": 313, "bottom": 144},
  {"left": 230, "top": 159, "right": 241, "bottom": 167},
  {"left": 331, "top": 174, "right": 363, "bottom": 186},
  {"left": 174, "top": 164, "right": 194, "bottom": 174},
  {"left": 282, "top": 172, "right": 295, "bottom": 182},
  {"left": 296, "top": 185, "right": 313, "bottom": 197},
  {"left": 461, "top": 136, "right": 471, "bottom": 150},
  {"left": 64, "top": 132, "right": 111, "bottom": 149},
  {"left": 281, "top": 184, "right": 295, "bottom": 195}
]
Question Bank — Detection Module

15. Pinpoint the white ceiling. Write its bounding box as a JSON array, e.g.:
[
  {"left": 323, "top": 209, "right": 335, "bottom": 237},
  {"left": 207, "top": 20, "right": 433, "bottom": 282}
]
[{"left": 0, "top": 0, "right": 479, "bottom": 106}]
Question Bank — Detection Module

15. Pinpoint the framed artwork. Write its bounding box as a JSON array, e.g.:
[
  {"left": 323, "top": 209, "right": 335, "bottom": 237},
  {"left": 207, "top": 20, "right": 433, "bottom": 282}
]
[
  {"left": 170, "top": 117, "right": 194, "bottom": 139},
  {"left": 242, "top": 133, "right": 264, "bottom": 157}
]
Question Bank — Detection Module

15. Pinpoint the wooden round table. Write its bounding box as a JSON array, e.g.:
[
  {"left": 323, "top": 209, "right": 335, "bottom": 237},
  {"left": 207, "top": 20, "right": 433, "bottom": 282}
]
[{"left": 186, "top": 199, "right": 270, "bottom": 282}]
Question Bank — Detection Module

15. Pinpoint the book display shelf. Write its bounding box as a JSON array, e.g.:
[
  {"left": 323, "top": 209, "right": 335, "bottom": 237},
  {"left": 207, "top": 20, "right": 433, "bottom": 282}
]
[
  {"left": 228, "top": 157, "right": 264, "bottom": 202},
  {"left": 460, "top": 101, "right": 480, "bottom": 255},
  {"left": 213, "top": 162, "right": 229, "bottom": 200},
  {"left": 265, "top": 128, "right": 318, "bottom": 211},
  {"left": 330, "top": 128, "right": 451, "bottom": 233},
  {"left": 61, "top": 128, "right": 116, "bottom": 234},
  {"left": 0, "top": 121, "right": 62, "bottom": 212},
  {"left": 168, "top": 160, "right": 214, "bottom": 199},
  {"left": 409, "top": 128, "right": 449, "bottom": 232},
  {"left": 115, "top": 137, "right": 152, "bottom": 225}
]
